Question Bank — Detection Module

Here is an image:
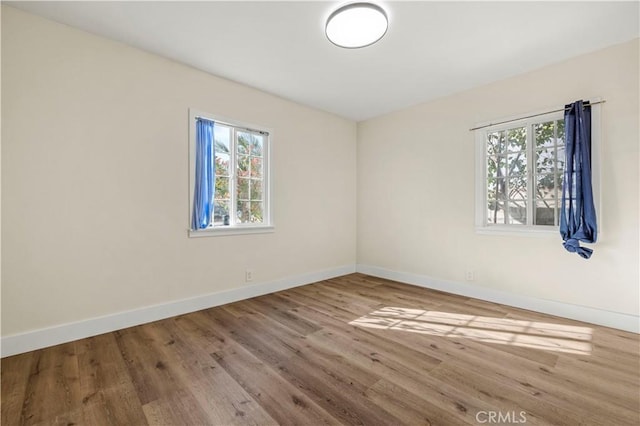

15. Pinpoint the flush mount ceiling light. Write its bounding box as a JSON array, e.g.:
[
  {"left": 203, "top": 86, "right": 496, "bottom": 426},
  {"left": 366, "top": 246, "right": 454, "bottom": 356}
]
[{"left": 325, "top": 2, "right": 388, "bottom": 49}]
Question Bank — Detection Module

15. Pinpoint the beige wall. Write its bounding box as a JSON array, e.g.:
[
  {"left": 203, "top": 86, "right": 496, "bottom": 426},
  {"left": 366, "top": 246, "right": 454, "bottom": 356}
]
[
  {"left": 1, "top": 7, "right": 356, "bottom": 336},
  {"left": 358, "top": 38, "right": 639, "bottom": 316}
]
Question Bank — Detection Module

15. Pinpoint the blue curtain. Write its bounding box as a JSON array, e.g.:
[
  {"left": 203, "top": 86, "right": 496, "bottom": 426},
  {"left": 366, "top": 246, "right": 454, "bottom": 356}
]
[
  {"left": 560, "top": 100, "right": 597, "bottom": 259},
  {"left": 192, "top": 118, "right": 215, "bottom": 230}
]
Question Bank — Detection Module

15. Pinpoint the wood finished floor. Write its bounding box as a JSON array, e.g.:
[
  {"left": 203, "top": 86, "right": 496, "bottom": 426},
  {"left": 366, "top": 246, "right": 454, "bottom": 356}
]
[{"left": 2, "top": 273, "right": 639, "bottom": 425}]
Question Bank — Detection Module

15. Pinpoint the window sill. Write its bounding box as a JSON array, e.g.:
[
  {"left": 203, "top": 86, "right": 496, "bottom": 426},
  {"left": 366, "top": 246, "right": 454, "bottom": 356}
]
[
  {"left": 475, "top": 225, "right": 559, "bottom": 238},
  {"left": 189, "top": 225, "right": 275, "bottom": 238}
]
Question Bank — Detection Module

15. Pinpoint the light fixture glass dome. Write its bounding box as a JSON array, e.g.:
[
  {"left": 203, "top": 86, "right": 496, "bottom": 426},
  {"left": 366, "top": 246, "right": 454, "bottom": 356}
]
[{"left": 325, "top": 2, "right": 388, "bottom": 49}]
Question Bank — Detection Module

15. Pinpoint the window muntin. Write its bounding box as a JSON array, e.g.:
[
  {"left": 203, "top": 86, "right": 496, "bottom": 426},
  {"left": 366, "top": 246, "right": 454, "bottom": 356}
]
[{"left": 190, "top": 110, "right": 272, "bottom": 236}]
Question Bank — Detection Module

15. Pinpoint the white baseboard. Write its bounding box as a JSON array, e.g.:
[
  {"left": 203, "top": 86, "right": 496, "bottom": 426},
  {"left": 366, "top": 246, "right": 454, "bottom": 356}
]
[
  {"left": 356, "top": 264, "right": 639, "bottom": 334},
  {"left": 1, "top": 264, "right": 356, "bottom": 358},
  {"left": 3, "top": 262, "right": 636, "bottom": 357}
]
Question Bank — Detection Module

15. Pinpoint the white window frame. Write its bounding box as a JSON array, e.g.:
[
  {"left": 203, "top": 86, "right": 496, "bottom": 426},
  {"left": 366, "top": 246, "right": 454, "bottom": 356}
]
[
  {"left": 474, "top": 102, "right": 601, "bottom": 237},
  {"left": 188, "top": 108, "right": 274, "bottom": 237}
]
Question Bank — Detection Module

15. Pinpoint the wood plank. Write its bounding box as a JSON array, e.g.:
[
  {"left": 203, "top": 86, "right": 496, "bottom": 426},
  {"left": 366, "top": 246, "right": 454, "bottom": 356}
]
[
  {"left": 172, "top": 311, "right": 231, "bottom": 354},
  {"left": 1, "top": 352, "right": 33, "bottom": 426},
  {"left": 144, "top": 318, "right": 278, "bottom": 425},
  {"left": 429, "top": 361, "right": 580, "bottom": 426},
  {"left": 75, "top": 333, "right": 148, "bottom": 425},
  {"left": 141, "top": 388, "right": 213, "bottom": 425},
  {"left": 113, "top": 327, "right": 184, "bottom": 405},
  {"left": 242, "top": 296, "right": 322, "bottom": 336},
  {"left": 19, "top": 342, "right": 81, "bottom": 425},
  {"left": 212, "top": 341, "right": 340, "bottom": 425},
  {"left": 365, "top": 379, "right": 476, "bottom": 426}
]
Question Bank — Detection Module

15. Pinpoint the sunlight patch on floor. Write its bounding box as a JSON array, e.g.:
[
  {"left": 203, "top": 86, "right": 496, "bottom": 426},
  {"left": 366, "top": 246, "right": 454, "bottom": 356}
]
[{"left": 349, "top": 307, "right": 592, "bottom": 355}]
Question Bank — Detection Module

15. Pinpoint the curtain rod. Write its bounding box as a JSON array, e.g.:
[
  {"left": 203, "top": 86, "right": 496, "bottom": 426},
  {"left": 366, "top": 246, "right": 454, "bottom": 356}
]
[
  {"left": 469, "top": 100, "right": 605, "bottom": 131},
  {"left": 195, "top": 116, "right": 269, "bottom": 136}
]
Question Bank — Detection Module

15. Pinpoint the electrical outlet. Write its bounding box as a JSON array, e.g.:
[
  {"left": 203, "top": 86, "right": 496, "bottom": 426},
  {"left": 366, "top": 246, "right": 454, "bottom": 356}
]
[
  {"left": 465, "top": 270, "right": 475, "bottom": 281},
  {"left": 245, "top": 269, "right": 253, "bottom": 282}
]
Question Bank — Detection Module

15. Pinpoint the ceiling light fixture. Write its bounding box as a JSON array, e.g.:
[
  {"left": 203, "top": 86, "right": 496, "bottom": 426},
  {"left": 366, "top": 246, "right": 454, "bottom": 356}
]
[{"left": 325, "top": 2, "right": 388, "bottom": 49}]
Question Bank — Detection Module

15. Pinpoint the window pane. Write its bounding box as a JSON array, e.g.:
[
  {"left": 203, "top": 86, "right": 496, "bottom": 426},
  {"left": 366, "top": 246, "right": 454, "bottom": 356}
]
[
  {"left": 556, "top": 145, "right": 566, "bottom": 173},
  {"left": 535, "top": 199, "right": 557, "bottom": 226},
  {"left": 536, "top": 147, "right": 556, "bottom": 174},
  {"left": 507, "top": 127, "right": 526, "bottom": 152},
  {"left": 557, "top": 173, "right": 564, "bottom": 193},
  {"left": 534, "top": 121, "right": 555, "bottom": 148},
  {"left": 215, "top": 152, "right": 230, "bottom": 176},
  {"left": 251, "top": 157, "right": 263, "bottom": 178},
  {"left": 488, "top": 201, "right": 528, "bottom": 225},
  {"left": 556, "top": 119, "right": 565, "bottom": 145},
  {"left": 508, "top": 176, "right": 527, "bottom": 200},
  {"left": 214, "top": 125, "right": 231, "bottom": 151},
  {"left": 237, "top": 154, "right": 249, "bottom": 177},
  {"left": 250, "top": 202, "right": 264, "bottom": 223},
  {"left": 487, "top": 131, "right": 505, "bottom": 156},
  {"left": 487, "top": 177, "right": 495, "bottom": 201},
  {"left": 237, "top": 132, "right": 250, "bottom": 155},
  {"left": 214, "top": 126, "right": 232, "bottom": 176},
  {"left": 487, "top": 200, "right": 506, "bottom": 225},
  {"left": 237, "top": 201, "right": 251, "bottom": 223},
  {"left": 250, "top": 179, "right": 263, "bottom": 201},
  {"left": 507, "top": 152, "right": 526, "bottom": 176},
  {"left": 250, "top": 135, "right": 264, "bottom": 156},
  {"left": 487, "top": 156, "right": 507, "bottom": 178},
  {"left": 535, "top": 173, "right": 558, "bottom": 200},
  {"left": 237, "top": 178, "right": 249, "bottom": 200},
  {"left": 215, "top": 176, "right": 230, "bottom": 200},
  {"left": 213, "top": 200, "right": 230, "bottom": 226},
  {"left": 487, "top": 177, "right": 506, "bottom": 201},
  {"left": 507, "top": 200, "right": 527, "bottom": 225}
]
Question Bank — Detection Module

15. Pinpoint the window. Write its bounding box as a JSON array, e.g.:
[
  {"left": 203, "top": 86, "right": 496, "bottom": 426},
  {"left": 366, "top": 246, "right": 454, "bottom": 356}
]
[
  {"left": 189, "top": 109, "right": 272, "bottom": 236},
  {"left": 474, "top": 106, "right": 600, "bottom": 235}
]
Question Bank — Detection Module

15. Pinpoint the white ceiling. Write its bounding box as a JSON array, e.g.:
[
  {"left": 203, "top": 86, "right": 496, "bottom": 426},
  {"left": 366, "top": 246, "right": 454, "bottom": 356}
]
[{"left": 7, "top": 1, "right": 639, "bottom": 121}]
